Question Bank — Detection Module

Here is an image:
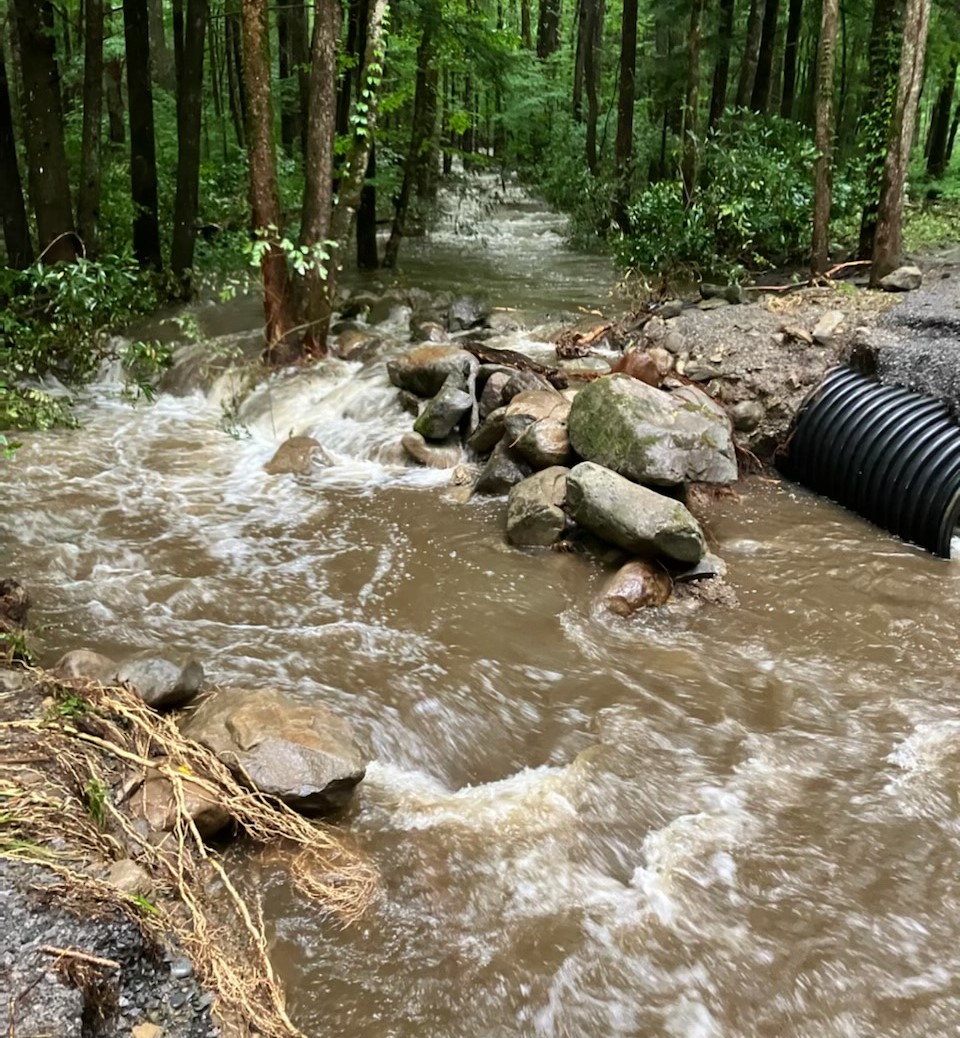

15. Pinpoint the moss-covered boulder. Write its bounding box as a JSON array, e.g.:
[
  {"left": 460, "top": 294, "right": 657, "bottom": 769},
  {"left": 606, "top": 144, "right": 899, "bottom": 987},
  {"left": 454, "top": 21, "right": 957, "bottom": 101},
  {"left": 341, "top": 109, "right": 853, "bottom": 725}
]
[
  {"left": 564, "top": 462, "right": 706, "bottom": 562},
  {"left": 567, "top": 374, "right": 737, "bottom": 486}
]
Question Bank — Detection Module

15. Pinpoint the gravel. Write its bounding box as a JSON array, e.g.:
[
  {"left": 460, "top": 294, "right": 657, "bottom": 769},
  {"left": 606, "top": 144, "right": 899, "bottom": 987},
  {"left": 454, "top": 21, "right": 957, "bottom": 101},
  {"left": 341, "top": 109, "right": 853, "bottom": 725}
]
[{"left": 0, "top": 859, "right": 219, "bottom": 1038}]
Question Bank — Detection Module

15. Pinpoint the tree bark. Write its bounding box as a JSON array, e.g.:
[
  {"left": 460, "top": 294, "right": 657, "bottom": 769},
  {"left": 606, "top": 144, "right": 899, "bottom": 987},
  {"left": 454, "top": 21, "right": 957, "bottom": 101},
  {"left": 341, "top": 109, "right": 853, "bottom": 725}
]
[
  {"left": 811, "top": 0, "right": 839, "bottom": 273},
  {"left": 573, "top": 0, "right": 586, "bottom": 121},
  {"left": 385, "top": 21, "right": 437, "bottom": 268},
  {"left": 613, "top": 0, "right": 638, "bottom": 230},
  {"left": 780, "top": 0, "right": 803, "bottom": 117},
  {"left": 12, "top": 0, "right": 78, "bottom": 263},
  {"left": 149, "top": 0, "right": 175, "bottom": 88},
  {"left": 278, "top": 0, "right": 307, "bottom": 155},
  {"left": 124, "top": 0, "right": 163, "bottom": 269},
  {"left": 171, "top": 0, "right": 208, "bottom": 284},
  {"left": 708, "top": 0, "right": 735, "bottom": 130},
  {"left": 926, "top": 59, "right": 957, "bottom": 177},
  {"left": 105, "top": 53, "right": 127, "bottom": 144},
  {"left": 947, "top": 99, "right": 960, "bottom": 163},
  {"left": 241, "top": 0, "right": 292, "bottom": 354},
  {"left": 537, "top": 0, "right": 561, "bottom": 58},
  {"left": 0, "top": 24, "right": 33, "bottom": 268},
  {"left": 682, "top": 0, "right": 704, "bottom": 206},
  {"left": 294, "top": 0, "right": 342, "bottom": 356},
  {"left": 78, "top": 0, "right": 104, "bottom": 257},
  {"left": 871, "top": 0, "right": 930, "bottom": 283},
  {"left": 736, "top": 0, "right": 765, "bottom": 108},
  {"left": 583, "top": 0, "right": 604, "bottom": 173},
  {"left": 521, "top": 0, "right": 533, "bottom": 48},
  {"left": 226, "top": 4, "right": 247, "bottom": 148},
  {"left": 857, "top": 0, "right": 906, "bottom": 259},
  {"left": 751, "top": 0, "right": 780, "bottom": 112}
]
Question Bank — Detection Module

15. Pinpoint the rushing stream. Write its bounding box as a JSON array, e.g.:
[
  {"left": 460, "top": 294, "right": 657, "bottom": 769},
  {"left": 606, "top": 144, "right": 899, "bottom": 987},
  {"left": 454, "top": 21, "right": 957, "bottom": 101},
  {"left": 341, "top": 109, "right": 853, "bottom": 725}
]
[{"left": 6, "top": 176, "right": 960, "bottom": 1037}]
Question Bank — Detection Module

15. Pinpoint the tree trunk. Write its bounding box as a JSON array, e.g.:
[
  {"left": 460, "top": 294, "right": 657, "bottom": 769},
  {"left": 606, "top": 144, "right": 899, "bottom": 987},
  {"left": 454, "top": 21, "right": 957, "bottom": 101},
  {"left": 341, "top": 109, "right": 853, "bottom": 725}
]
[
  {"left": 537, "top": 0, "right": 561, "bottom": 59},
  {"left": 78, "top": 0, "right": 104, "bottom": 257},
  {"left": 241, "top": 0, "right": 293, "bottom": 354},
  {"left": 613, "top": 0, "right": 638, "bottom": 230},
  {"left": 294, "top": 0, "right": 342, "bottom": 357},
  {"left": 226, "top": 4, "right": 247, "bottom": 148},
  {"left": 172, "top": 0, "right": 184, "bottom": 88},
  {"left": 12, "top": 0, "right": 78, "bottom": 263},
  {"left": 871, "top": 0, "right": 930, "bottom": 283},
  {"left": 583, "top": 0, "right": 604, "bottom": 173},
  {"left": 811, "top": 0, "right": 839, "bottom": 273},
  {"left": 573, "top": 0, "right": 585, "bottom": 121},
  {"left": 708, "top": 0, "right": 735, "bottom": 130},
  {"left": 105, "top": 53, "right": 126, "bottom": 144},
  {"left": 0, "top": 24, "right": 33, "bottom": 268},
  {"left": 149, "top": 0, "right": 175, "bottom": 88},
  {"left": 171, "top": 0, "right": 208, "bottom": 284},
  {"left": 682, "top": 0, "right": 703, "bottom": 205},
  {"left": 521, "top": 0, "right": 532, "bottom": 48},
  {"left": 357, "top": 146, "right": 379, "bottom": 268},
  {"left": 947, "top": 99, "right": 960, "bottom": 163},
  {"left": 751, "top": 0, "right": 780, "bottom": 112},
  {"left": 124, "top": 0, "right": 163, "bottom": 269},
  {"left": 736, "top": 0, "right": 765, "bottom": 108},
  {"left": 857, "top": 0, "right": 906, "bottom": 259},
  {"left": 385, "top": 22, "right": 437, "bottom": 268},
  {"left": 278, "top": 0, "right": 306, "bottom": 155},
  {"left": 926, "top": 59, "right": 957, "bottom": 177},
  {"left": 780, "top": 0, "right": 803, "bottom": 117}
]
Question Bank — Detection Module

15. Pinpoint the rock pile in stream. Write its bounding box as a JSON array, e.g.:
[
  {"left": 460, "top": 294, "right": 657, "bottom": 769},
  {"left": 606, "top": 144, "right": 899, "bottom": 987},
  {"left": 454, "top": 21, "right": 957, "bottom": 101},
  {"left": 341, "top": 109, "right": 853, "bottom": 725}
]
[{"left": 388, "top": 340, "right": 739, "bottom": 614}]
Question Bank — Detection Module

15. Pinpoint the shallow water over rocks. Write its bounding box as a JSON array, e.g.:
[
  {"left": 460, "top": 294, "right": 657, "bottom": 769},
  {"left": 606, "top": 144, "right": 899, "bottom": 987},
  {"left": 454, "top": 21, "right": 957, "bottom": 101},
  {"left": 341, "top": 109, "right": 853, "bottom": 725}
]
[{"left": 5, "top": 179, "right": 960, "bottom": 1037}]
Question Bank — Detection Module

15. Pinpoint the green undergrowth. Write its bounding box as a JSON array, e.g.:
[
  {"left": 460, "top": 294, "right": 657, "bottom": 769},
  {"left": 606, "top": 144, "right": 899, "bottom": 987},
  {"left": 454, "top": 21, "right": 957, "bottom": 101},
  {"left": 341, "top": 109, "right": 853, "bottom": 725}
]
[{"left": 0, "top": 256, "right": 173, "bottom": 432}]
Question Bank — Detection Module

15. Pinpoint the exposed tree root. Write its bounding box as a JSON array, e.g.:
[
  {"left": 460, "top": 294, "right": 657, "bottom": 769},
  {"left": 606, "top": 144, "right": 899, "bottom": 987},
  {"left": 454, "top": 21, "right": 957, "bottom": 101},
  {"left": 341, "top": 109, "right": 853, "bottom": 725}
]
[{"left": 0, "top": 671, "right": 378, "bottom": 1038}]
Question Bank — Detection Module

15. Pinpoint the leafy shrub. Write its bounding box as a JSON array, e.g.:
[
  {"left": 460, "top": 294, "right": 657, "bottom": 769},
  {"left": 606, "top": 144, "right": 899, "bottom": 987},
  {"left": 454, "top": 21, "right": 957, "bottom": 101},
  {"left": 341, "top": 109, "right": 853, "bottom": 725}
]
[
  {"left": 615, "top": 112, "right": 862, "bottom": 279},
  {"left": 0, "top": 256, "right": 168, "bottom": 429}
]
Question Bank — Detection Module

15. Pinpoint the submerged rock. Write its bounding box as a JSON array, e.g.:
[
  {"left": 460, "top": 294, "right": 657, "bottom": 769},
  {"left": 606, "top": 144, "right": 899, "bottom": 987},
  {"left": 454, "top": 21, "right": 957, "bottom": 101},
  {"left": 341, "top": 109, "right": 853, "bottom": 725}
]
[
  {"left": 264, "top": 436, "right": 332, "bottom": 475},
  {"left": 447, "top": 295, "right": 490, "bottom": 331},
  {"left": 564, "top": 462, "right": 706, "bottom": 562},
  {"left": 401, "top": 431, "right": 461, "bottom": 469},
  {"left": 595, "top": 560, "right": 673, "bottom": 616},
  {"left": 180, "top": 687, "right": 366, "bottom": 813},
  {"left": 567, "top": 374, "right": 737, "bottom": 486},
  {"left": 387, "top": 344, "right": 478, "bottom": 397},
  {"left": 506, "top": 467, "right": 570, "bottom": 547}
]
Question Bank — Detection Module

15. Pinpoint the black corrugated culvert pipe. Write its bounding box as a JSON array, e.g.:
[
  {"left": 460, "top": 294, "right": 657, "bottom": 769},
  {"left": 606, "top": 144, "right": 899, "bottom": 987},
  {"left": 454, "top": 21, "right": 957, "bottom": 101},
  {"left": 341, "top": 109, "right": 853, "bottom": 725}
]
[{"left": 776, "top": 366, "right": 960, "bottom": 558}]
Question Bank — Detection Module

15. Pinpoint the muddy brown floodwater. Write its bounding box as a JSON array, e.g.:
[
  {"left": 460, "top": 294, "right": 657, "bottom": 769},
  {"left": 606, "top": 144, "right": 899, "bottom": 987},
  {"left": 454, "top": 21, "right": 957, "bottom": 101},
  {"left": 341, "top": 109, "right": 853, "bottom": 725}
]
[{"left": 5, "top": 176, "right": 960, "bottom": 1037}]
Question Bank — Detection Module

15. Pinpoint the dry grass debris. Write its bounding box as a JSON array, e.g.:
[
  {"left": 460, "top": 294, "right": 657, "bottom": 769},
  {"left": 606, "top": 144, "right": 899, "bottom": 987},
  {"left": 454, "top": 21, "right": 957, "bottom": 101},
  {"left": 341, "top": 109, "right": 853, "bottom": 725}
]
[{"left": 0, "top": 669, "right": 378, "bottom": 1038}]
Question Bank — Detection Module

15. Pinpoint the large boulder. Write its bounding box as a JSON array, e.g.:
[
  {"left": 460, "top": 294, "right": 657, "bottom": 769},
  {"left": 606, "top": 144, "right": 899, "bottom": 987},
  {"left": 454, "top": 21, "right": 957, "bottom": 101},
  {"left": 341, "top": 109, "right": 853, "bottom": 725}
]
[
  {"left": 467, "top": 406, "right": 507, "bottom": 455},
  {"left": 505, "top": 467, "right": 569, "bottom": 547},
  {"left": 413, "top": 373, "right": 474, "bottom": 440},
  {"left": 180, "top": 688, "right": 366, "bottom": 813},
  {"left": 513, "top": 418, "right": 571, "bottom": 469},
  {"left": 473, "top": 440, "right": 532, "bottom": 496},
  {"left": 564, "top": 462, "right": 706, "bottom": 562},
  {"left": 115, "top": 658, "right": 205, "bottom": 710},
  {"left": 387, "top": 345, "right": 478, "bottom": 397},
  {"left": 567, "top": 374, "right": 737, "bottom": 486},
  {"left": 595, "top": 560, "right": 673, "bottom": 616}
]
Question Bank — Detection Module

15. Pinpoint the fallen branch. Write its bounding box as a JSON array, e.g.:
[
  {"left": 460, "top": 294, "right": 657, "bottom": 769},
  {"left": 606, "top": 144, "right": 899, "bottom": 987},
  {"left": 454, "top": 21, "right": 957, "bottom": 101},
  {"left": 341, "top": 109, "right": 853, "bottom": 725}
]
[
  {"left": 39, "top": 946, "right": 120, "bottom": 970},
  {"left": 461, "top": 341, "right": 568, "bottom": 388}
]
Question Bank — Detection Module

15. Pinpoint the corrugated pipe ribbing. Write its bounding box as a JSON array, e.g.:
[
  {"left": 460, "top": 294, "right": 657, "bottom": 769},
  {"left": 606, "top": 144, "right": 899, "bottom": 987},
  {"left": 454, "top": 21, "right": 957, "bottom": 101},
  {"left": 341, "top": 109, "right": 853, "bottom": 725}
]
[{"left": 776, "top": 366, "right": 960, "bottom": 558}]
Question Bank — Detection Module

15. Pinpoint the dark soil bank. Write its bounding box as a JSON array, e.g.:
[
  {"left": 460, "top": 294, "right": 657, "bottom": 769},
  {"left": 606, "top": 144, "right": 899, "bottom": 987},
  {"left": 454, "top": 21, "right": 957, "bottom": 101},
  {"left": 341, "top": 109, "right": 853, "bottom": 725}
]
[{"left": 0, "top": 859, "right": 218, "bottom": 1038}]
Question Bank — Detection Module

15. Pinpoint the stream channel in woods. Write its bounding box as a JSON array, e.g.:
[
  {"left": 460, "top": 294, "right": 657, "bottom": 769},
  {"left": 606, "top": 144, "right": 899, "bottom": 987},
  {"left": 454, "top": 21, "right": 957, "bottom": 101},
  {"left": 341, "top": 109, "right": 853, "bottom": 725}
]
[{"left": 6, "top": 176, "right": 960, "bottom": 1037}]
